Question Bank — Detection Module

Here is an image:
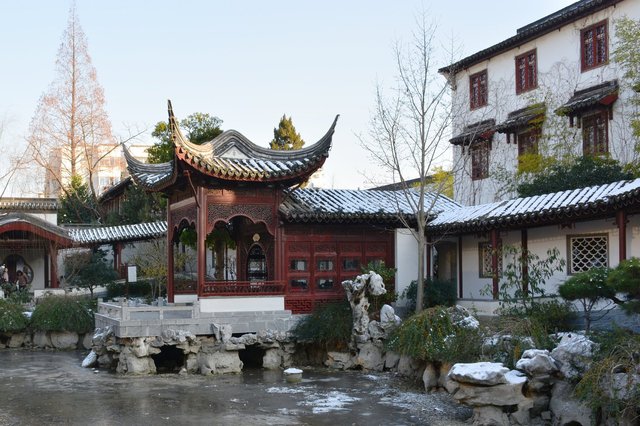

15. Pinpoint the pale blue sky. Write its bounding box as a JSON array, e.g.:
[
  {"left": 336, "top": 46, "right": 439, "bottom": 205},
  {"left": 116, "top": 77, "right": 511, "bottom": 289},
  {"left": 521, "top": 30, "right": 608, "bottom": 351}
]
[{"left": 0, "top": 0, "right": 574, "bottom": 190}]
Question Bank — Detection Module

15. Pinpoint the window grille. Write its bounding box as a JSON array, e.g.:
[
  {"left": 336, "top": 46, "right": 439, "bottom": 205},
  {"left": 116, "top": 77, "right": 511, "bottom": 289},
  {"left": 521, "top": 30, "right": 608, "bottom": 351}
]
[
  {"left": 479, "top": 242, "right": 502, "bottom": 278},
  {"left": 568, "top": 234, "right": 608, "bottom": 274}
]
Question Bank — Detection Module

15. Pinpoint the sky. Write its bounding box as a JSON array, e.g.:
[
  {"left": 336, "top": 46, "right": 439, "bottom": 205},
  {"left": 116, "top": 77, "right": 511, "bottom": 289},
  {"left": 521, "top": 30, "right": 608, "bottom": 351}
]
[{"left": 0, "top": 0, "right": 575, "bottom": 192}]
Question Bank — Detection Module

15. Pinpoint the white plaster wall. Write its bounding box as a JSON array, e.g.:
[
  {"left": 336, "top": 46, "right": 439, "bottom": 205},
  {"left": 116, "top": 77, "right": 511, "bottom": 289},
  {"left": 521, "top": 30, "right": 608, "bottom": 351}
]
[
  {"left": 395, "top": 229, "right": 419, "bottom": 306},
  {"left": 199, "top": 296, "right": 284, "bottom": 313},
  {"left": 450, "top": 1, "right": 640, "bottom": 206},
  {"left": 460, "top": 215, "right": 639, "bottom": 300}
]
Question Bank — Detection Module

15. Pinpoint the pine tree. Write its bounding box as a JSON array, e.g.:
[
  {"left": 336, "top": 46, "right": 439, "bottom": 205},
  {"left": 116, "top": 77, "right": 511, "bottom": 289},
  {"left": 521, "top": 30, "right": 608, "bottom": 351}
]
[{"left": 270, "top": 115, "right": 305, "bottom": 150}]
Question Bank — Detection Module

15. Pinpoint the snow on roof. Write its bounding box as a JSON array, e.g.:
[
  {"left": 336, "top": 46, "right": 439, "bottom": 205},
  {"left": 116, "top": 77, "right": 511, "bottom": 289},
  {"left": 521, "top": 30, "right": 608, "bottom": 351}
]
[
  {"left": 428, "top": 178, "right": 640, "bottom": 233},
  {"left": 69, "top": 221, "right": 167, "bottom": 245},
  {"left": 280, "top": 188, "right": 460, "bottom": 223}
]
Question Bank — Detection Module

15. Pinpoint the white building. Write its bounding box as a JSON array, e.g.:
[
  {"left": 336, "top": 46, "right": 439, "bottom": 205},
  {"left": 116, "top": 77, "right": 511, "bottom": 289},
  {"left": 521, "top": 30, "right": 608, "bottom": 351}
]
[
  {"left": 440, "top": 0, "right": 639, "bottom": 206},
  {"left": 424, "top": 0, "right": 640, "bottom": 315}
]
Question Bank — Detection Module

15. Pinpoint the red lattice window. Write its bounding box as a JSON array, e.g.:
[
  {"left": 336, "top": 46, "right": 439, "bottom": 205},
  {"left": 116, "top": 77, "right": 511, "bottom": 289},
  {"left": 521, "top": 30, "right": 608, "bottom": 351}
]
[
  {"left": 515, "top": 50, "right": 537, "bottom": 94},
  {"left": 582, "top": 111, "right": 608, "bottom": 156},
  {"left": 581, "top": 21, "right": 608, "bottom": 72},
  {"left": 479, "top": 242, "right": 502, "bottom": 279},
  {"left": 470, "top": 70, "right": 488, "bottom": 110},
  {"left": 470, "top": 141, "right": 490, "bottom": 180}
]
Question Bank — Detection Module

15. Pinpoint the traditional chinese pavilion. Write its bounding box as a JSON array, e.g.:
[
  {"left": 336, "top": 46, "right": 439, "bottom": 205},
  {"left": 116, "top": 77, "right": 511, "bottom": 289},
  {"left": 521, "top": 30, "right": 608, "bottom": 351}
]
[{"left": 123, "top": 102, "right": 415, "bottom": 314}]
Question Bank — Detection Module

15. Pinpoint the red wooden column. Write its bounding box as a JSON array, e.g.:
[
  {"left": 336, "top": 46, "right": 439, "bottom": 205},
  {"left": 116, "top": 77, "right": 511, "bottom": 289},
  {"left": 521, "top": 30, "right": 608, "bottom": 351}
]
[
  {"left": 196, "top": 188, "right": 207, "bottom": 298},
  {"left": 49, "top": 242, "right": 59, "bottom": 288},
  {"left": 617, "top": 210, "right": 627, "bottom": 262},
  {"left": 113, "top": 243, "right": 122, "bottom": 275},
  {"left": 491, "top": 229, "right": 499, "bottom": 300},
  {"left": 167, "top": 206, "right": 175, "bottom": 303}
]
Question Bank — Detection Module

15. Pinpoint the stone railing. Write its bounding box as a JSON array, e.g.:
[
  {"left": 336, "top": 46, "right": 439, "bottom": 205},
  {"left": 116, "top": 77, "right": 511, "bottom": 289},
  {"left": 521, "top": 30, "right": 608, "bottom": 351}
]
[{"left": 97, "top": 301, "right": 198, "bottom": 321}]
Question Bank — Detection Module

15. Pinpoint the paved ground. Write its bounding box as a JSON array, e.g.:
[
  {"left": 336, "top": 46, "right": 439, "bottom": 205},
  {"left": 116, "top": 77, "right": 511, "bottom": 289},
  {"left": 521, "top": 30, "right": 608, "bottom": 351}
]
[{"left": 0, "top": 350, "right": 471, "bottom": 425}]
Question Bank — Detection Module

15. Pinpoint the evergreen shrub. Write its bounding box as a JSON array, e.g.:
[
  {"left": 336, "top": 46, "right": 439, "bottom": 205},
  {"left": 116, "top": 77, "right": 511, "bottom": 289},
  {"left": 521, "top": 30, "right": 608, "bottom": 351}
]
[
  {"left": 30, "top": 296, "right": 94, "bottom": 334},
  {"left": 106, "top": 280, "right": 154, "bottom": 299},
  {"left": 0, "top": 299, "right": 30, "bottom": 332},
  {"left": 292, "top": 299, "right": 352, "bottom": 350},
  {"left": 386, "top": 306, "right": 483, "bottom": 363},
  {"left": 402, "top": 278, "right": 457, "bottom": 312}
]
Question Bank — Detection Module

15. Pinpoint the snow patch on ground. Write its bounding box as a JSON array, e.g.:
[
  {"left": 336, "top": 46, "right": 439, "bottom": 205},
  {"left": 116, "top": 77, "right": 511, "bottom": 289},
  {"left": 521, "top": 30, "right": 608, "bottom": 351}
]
[
  {"left": 266, "top": 386, "right": 308, "bottom": 394},
  {"left": 299, "top": 391, "right": 361, "bottom": 413}
]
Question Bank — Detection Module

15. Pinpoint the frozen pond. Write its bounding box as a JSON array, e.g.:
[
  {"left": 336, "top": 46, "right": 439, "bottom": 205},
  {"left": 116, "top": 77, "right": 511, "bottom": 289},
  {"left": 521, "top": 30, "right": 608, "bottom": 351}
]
[{"left": 0, "top": 350, "right": 471, "bottom": 425}]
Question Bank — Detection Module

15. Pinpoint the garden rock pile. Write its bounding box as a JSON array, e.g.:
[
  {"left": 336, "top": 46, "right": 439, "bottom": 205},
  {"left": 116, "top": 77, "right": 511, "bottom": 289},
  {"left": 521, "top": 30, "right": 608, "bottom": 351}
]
[{"left": 86, "top": 325, "right": 296, "bottom": 375}]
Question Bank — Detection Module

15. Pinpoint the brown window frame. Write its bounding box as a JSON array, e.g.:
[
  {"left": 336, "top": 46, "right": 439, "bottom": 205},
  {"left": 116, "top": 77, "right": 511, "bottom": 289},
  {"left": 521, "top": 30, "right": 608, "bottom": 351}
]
[
  {"left": 470, "top": 141, "right": 490, "bottom": 180},
  {"left": 582, "top": 110, "right": 609, "bottom": 156},
  {"left": 581, "top": 20, "right": 608, "bottom": 72},
  {"left": 469, "top": 70, "right": 488, "bottom": 110},
  {"left": 478, "top": 242, "right": 502, "bottom": 279},
  {"left": 515, "top": 50, "right": 537, "bottom": 94}
]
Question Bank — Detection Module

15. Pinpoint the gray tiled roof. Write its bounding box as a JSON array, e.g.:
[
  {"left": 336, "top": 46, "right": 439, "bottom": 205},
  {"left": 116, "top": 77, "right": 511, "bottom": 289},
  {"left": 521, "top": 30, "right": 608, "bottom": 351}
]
[
  {"left": 0, "top": 198, "right": 58, "bottom": 212},
  {"left": 68, "top": 221, "right": 167, "bottom": 244},
  {"left": 450, "top": 120, "right": 496, "bottom": 146},
  {"left": 280, "top": 188, "right": 461, "bottom": 223},
  {"left": 439, "top": 0, "right": 621, "bottom": 74},
  {"left": 428, "top": 178, "right": 640, "bottom": 233},
  {"left": 556, "top": 80, "right": 619, "bottom": 116}
]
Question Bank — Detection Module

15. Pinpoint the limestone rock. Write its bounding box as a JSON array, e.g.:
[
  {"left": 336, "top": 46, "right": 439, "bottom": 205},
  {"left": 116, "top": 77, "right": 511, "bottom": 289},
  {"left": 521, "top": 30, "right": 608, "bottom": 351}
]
[
  {"left": 549, "top": 381, "right": 591, "bottom": 426},
  {"left": 448, "top": 362, "right": 511, "bottom": 386},
  {"left": 397, "top": 355, "right": 423, "bottom": 379},
  {"left": 32, "top": 330, "right": 51, "bottom": 348},
  {"left": 451, "top": 370, "right": 528, "bottom": 407},
  {"left": 447, "top": 305, "right": 480, "bottom": 329},
  {"left": 367, "top": 321, "right": 386, "bottom": 340},
  {"left": 471, "top": 405, "right": 510, "bottom": 426},
  {"left": 50, "top": 331, "right": 79, "bottom": 349},
  {"left": 422, "top": 362, "right": 438, "bottom": 391},
  {"left": 384, "top": 351, "right": 400, "bottom": 370},
  {"left": 325, "top": 351, "right": 354, "bottom": 370},
  {"left": 81, "top": 333, "right": 93, "bottom": 350},
  {"left": 550, "top": 333, "right": 596, "bottom": 380},
  {"left": 198, "top": 351, "right": 243, "bottom": 375},
  {"left": 211, "top": 323, "right": 233, "bottom": 343},
  {"left": 262, "top": 348, "right": 282, "bottom": 369},
  {"left": 355, "top": 341, "right": 384, "bottom": 371},
  {"left": 82, "top": 351, "right": 98, "bottom": 368},
  {"left": 8, "top": 332, "right": 27, "bottom": 348},
  {"left": 516, "top": 349, "right": 559, "bottom": 376},
  {"left": 380, "top": 304, "right": 401, "bottom": 331}
]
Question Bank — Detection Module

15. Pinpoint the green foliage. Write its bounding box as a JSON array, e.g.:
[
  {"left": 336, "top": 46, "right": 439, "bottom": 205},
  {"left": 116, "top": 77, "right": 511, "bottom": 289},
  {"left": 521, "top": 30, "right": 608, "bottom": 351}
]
[
  {"left": 517, "top": 156, "right": 633, "bottom": 198},
  {"left": 559, "top": 267, "right": 614, "bottom": 332},
  {"left": 106, "top": 183, "right": 165, "bottom": 225},
  {"left": 58, "top": 175, "right": 99, "bottom": 224},
  {"left": 30, "top": 296, "right": 94, "bottom": 333},
  {"left": 147, "top": 112, "right": 223, "bottom": 164},
  {"left": 105, "top": 280, "right": 154, "bottom": 299},
  {"left": 0, "top": 299, "right": 30, "bottom": 332},
  {"left": 386, "top": 306, "right": 483, "bottom": 363},
  {"left": 65, "top": 249, "right": 118, "bottom": 297},
  {"left": 270, "top": 115, "right": 305, "bottom": 150},
  {"left": 402, "top": 278, "right": 457, "bottom": 312},
  {"left": 291, "top": 300, "right": 352, "bottom": 349},
  {"left": 131, "top": 239, "right": 190, "bottom": 300},
  {"left": 607, "top": 257, "right": 640, "bottom": 315},
  {"left": 428, "top": 166, "right": 454, "bottom": 199},
  {"left": 485, "top": 245, "right": 565, "bottom": 314},
  {"left": 575, "top": 328, "right": 640, "bottom": 422}
]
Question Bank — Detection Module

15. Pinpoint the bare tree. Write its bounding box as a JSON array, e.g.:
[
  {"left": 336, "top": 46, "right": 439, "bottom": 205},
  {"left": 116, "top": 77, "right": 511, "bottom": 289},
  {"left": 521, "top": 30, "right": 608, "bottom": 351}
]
[
  {"left": 24, "top": 5, "right": 117, "bottom": 207},
  {"left": 361, "top": 14, "right": 459, "bottom": 313}
]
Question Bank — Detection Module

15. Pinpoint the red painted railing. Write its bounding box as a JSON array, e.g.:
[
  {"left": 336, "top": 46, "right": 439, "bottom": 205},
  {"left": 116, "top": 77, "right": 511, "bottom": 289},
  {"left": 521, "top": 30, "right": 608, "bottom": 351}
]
[{"left": 202, "top": 280, "right": 285, "bottom": 296}]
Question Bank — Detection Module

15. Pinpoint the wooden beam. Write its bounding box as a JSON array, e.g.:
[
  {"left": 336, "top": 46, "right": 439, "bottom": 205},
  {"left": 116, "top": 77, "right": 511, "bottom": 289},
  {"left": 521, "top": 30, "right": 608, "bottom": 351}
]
[{"left": 196, "top": 187, "right": 206, "bottom": 298}]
